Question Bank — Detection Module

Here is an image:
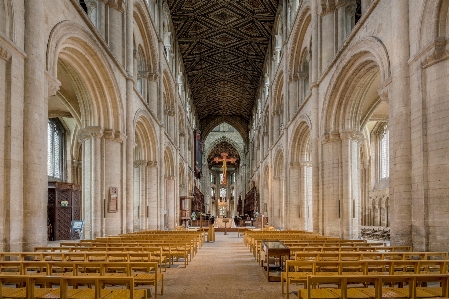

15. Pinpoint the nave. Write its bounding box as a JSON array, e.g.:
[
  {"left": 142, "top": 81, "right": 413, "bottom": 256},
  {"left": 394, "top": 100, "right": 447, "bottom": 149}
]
[{"left": 162, "top": 233, "right": 282, "bottom": 299}]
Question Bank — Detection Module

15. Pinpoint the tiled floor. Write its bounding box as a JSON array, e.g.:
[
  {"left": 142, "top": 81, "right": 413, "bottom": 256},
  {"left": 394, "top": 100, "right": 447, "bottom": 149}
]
[{"left": 162, "top": 232, "right": 285, "bottom": 299}]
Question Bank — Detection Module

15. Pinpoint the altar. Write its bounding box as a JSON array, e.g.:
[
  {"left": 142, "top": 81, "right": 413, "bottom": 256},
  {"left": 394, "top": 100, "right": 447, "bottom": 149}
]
[{"left": 214, "top": 217, "right": 234, "bottom": 228}]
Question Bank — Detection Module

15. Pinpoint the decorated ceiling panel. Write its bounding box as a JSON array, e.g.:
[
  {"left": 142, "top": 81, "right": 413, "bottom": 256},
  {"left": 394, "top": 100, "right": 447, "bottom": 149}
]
[{"left": 168, "top": 0, "right": 279, "bottom": 136}]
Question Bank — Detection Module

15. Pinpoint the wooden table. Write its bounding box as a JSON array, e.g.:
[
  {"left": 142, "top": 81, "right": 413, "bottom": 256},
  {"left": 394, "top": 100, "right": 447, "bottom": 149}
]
[{"left": 261, "top": 240, "right": 290, "bottom": 282}]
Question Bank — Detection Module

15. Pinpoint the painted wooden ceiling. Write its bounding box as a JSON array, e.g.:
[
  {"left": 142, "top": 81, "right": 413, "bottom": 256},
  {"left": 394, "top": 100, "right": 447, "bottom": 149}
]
[
  {"left": 207, "top": 141, "right": 241, "bottom": 169},
  {"left": 168, "top": 0, "right": 279, "bottom": 138}
]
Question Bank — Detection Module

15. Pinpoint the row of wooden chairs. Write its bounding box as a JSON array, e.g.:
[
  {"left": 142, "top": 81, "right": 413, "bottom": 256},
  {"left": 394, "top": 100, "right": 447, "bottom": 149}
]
[
  {"left": 298, "top": 274, "right": 449, "bottom": 299},
  {"left": 283, "top": 259, "right": 449, "bottom": 297},
  {"left": 0, "top": 260, "right": 163, "bottom": 297},
  {"left": 0, "top": 275, "right": 147, "bottom": 299}
]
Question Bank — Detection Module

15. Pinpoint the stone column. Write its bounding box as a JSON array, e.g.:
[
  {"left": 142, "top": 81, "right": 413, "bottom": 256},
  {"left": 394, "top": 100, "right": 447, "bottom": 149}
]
[
  {"left": 138, "top": 161, "right": 147, "bottom": 230},
  {"left": 165, "top": 176, "right": 175, "bottom": 229},
  {"left": 288, "top": 162, "right": 301, "bottom": 230},
  {"left": 148, "top": 74, "right": 158, "bottom": 116},
  {"left": 340, "top": 130, "right": 363, "bottom": 239},
  {"left": 125, "top": 0, "right": 134, "bottom": 233},
  {"left": 23, "top": 0, "right": 49, "bottom": 251},
  {"left": 147, "top": 161, "right": 158, "bottom": 229},
  {"left": 311, "top": 0, "right": 321, "bottom": 234},
  {"left": 389, "top": 0, "right": 412, "bottom": 246},
  {"left": 336, "top": 0, "right": 347, "bottom": 49},
  {"left": 0, "top": 47, "right": 12, "bottom": 252},
  {"left": 107, "top": 0, "right": 125, "bottom": 64},
  {"left": 320, "top": 1, "right": 336, "bottom": 71},
  {"left": 300, "top": 161, "right": 312, "bottom": 231},
  {"left": 91, "top": 128, "right": 103, "bottom": 238}
]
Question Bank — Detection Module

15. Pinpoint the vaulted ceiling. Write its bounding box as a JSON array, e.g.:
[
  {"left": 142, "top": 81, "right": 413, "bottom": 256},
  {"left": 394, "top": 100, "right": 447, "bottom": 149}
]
[{"left": 168, "top": 0, "right": 279, "bottom": 140}]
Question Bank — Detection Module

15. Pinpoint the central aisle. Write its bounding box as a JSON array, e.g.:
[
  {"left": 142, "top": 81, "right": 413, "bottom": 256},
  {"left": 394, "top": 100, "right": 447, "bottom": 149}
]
[{"left": 163, "top": 232, "right": 285, "bottom": 299}]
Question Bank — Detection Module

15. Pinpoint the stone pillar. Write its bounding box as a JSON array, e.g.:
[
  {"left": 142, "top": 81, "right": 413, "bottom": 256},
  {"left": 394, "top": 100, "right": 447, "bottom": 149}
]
[
  {"left": 78, "top": 126, "right": 103, "bottom": 239},
  {"left": 336, "top": 1, "right": 347, "bottom": 49},
  {"left": 321, "top": 133, "right": 342, "bottom": 237},
  {"left": 125, "top": 0, "right": 134, "bottom": 233},
  {"left": 165, "top": 176, "right": 175, "bottom": 229},
  {"left": 389, "top": 0, "right": 412, "bottom": 246},
  {"left": 288, "top": 74, "right": 299, "bottom": 115},
  {"left": 288, "top": 162, "right": 301, "bottom": 230},
  {"left": 91, "top": 129, "right": 103, "bottom": 238},
  {"left": 147, "top": 161, "right": 158, "bottom": 229},
  {"left": 0, "top": 47, "right": 12, "bottom": 252},
  {"left": 107, "top": 0, "right": 125, "bottom": 64},
  {"left": 320, "top": 1, "right": 336, "bottom": 71},
  {"left": 138, "top": 161, "right": 147, "bottom": 230},
  {"left": 311, "top": 0, "right": 321, "bottom": 234},
  {"left": 300, "top": 161, "right": 312, "bottom": 231},
  {"left": 23, "top": 0, "right": 48, "bottom": 251},
  {"left": 148, "top": 74, "right": 158, "bottom": 116},
  {"left": 340, "top": 130, "right": 363, "bottom": 239}
]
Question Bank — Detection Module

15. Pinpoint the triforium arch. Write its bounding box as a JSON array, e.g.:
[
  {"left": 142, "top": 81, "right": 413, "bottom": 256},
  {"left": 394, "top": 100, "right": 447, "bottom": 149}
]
[
  {"left": 163, "top": 70, "right": 176, "bottom": 141},
  {"left": 320, "top": 36, "right": 391, "bottom": 239},
  {"left": 163, "top": 146, "right": 176, "bottom": 229},
  {"left": 288, "top": 2, "right": 312, "bottom": 112},
  {"left": 419, "top": 0, "right": 449, "bottom": 50},
  {"left": 272, "top": 148, "right": 285, "bottom": 229},
  {"left": 288, "top": 117, "right": 313, "bottom": 231},
  {"left": 133, "top": 110, "right": 158, "bottom": 231},
  {"left": 272, "top": 71, "right": 284, "bottom": 142},
  {"left": 133, "top": 2, "right": 158, "bottom": 73}
]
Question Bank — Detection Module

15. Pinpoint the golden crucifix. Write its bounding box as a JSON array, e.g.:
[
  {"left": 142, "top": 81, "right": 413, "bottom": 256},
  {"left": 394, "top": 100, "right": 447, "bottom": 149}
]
[{"left": 213, "top": 152, "right": 236, "bottom": 185}]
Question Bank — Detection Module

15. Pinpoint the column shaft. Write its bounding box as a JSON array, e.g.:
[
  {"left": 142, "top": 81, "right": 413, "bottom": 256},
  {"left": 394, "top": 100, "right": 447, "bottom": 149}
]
[{"left": 23, "top": 0, "right": 47, "bottom": 251}]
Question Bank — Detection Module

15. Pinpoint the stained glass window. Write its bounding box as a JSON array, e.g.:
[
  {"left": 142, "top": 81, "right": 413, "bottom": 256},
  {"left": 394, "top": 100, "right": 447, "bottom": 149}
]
[
  {"left": 220, "top": 187, "right": 226, "bottom": 198},
  {"left": 48, "top": 119, "right": 64, "bottom": 179}
]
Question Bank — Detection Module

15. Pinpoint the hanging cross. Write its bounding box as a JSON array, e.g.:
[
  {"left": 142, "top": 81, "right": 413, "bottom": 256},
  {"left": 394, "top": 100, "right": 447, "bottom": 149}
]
[{"left": 213, "top": 152, "right": 236, "bottom": 185}]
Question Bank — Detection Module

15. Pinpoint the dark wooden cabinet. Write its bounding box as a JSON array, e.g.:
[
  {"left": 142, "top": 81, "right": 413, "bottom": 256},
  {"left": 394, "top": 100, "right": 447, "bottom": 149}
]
[
  {"left": 47, "top": 182, "right": 81, "bottom": 241},
  {"left": 244, "top": 187, "right": 258, "bottom": 218},
  {"left": 192, "top": 187, "right": 205, "bottom": 213}
]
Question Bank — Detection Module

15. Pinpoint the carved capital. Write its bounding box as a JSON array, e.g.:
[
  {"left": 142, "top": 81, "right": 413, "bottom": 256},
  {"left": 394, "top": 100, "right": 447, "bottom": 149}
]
[
  {"left": 321, "top": 0, "right": 336, "bottom": 15},
  {"left": 134, "top": 159, "right": 148, "bottom": 168},
  {"left": 138, "top": 70, "right": 150, "bottom": 79},
  {"left": 340, "top": 129, "right": 365, "bottom": 142},
  {"left": 103, "top": 129, "right": 124, "bottom": 143},
  {"left": 423, "top": 37, "right": 449, "bottom": 67},
  {"left": 77, "top": 126, "right": 104, "bottom": 142},
  {"left": 148, "top": 73, "right": 159, "bottom": 81},
  {"left": 147, "top": 161, "right": 157, "bottom": 167},
  {"left": 45, "top": 71, "right": 61, "bottom": 98},
  {"left": 322, "top": 131, "right": 341, "bottom": 143},
  {"left": 0, "top": 46, "right": 11, "bottom": 61},
  {"left": 289, "top": 162, "right": 301, "bottom": 169},
  {"left": 299, "top": 161, "right": 312, "bottom": 167},
  {"left": 107, "top": 0, "right": 125, "bottom": 12}
]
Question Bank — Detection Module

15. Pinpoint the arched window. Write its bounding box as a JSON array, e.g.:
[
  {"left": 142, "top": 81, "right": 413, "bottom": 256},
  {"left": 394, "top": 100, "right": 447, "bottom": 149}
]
[
  {"left": 47, "top": 119, "right": 65, "bottom": 180},
  {"left": 380, "top": 125, "right": 389, "bottom": 179}
]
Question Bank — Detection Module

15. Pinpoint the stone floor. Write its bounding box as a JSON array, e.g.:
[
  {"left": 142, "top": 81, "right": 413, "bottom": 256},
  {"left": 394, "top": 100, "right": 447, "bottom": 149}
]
[{"left": 161, "top": 232, "right": 285, "bottom": 299}]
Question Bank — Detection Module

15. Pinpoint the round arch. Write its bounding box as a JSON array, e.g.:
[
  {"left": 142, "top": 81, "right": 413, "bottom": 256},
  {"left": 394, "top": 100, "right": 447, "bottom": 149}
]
[
  {"left": 321, "top": 36, "right": 391, "bottom": 134},
  {"left": 46, "top": 20, "right": 124, "bottom": 132}
]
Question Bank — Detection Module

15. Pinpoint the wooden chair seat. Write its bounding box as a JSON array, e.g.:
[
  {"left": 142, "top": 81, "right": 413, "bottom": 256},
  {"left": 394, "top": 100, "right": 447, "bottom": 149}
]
[
  {"left": 417, "top": 287, "right": 444, "bottom": 297},
  {"left": 102, "top": 289, "right": 146, "bottom": 299},
  {"left": 297, "top": 288, "right": 340, "bottom": 299},
  {"left": 1, "top": 287, "right": 28, "bottom": 298},
  {"left": 329, "top": 288, "right": 373, "bottom": 298}
]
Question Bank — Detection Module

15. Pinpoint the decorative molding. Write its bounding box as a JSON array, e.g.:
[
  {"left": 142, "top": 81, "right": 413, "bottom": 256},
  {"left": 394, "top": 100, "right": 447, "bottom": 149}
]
[
  {"left": 134, "top": 160, "right": 148, "bottom": 168},
  {"left": 45, "top": 71, "right": 61, "bottom": 98},
  {"left": 340, "top": 129, "right": 365, "bottom": 142},
  {"left": 422, "top": 37, "right": 449, "bottom": 68},
  {"left": 103, "top": 129, "right": 125, "bottom": 143},
  {"left": 107, "top": 0, "right": 125, "bottom": 12},
  {"left": 0, "top": 46, "right": 11, "bottom": 61},
  {"left": 321, "top": 0, "right": 336, "bottom": 15},
  {"left": 77, "top": 126, "right": 104, "bottom": 143},
  {"left": 147, "top": 161, "right": 157, "bottom": 167},
  {"left": 322, "top": 131, "right": 341, "bottom": 143}
]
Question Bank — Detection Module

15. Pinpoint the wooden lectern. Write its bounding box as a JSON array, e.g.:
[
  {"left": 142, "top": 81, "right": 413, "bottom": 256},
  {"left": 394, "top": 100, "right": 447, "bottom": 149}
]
[{"left": 222, "top": 218, "right": 230, "bottom": 235}]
